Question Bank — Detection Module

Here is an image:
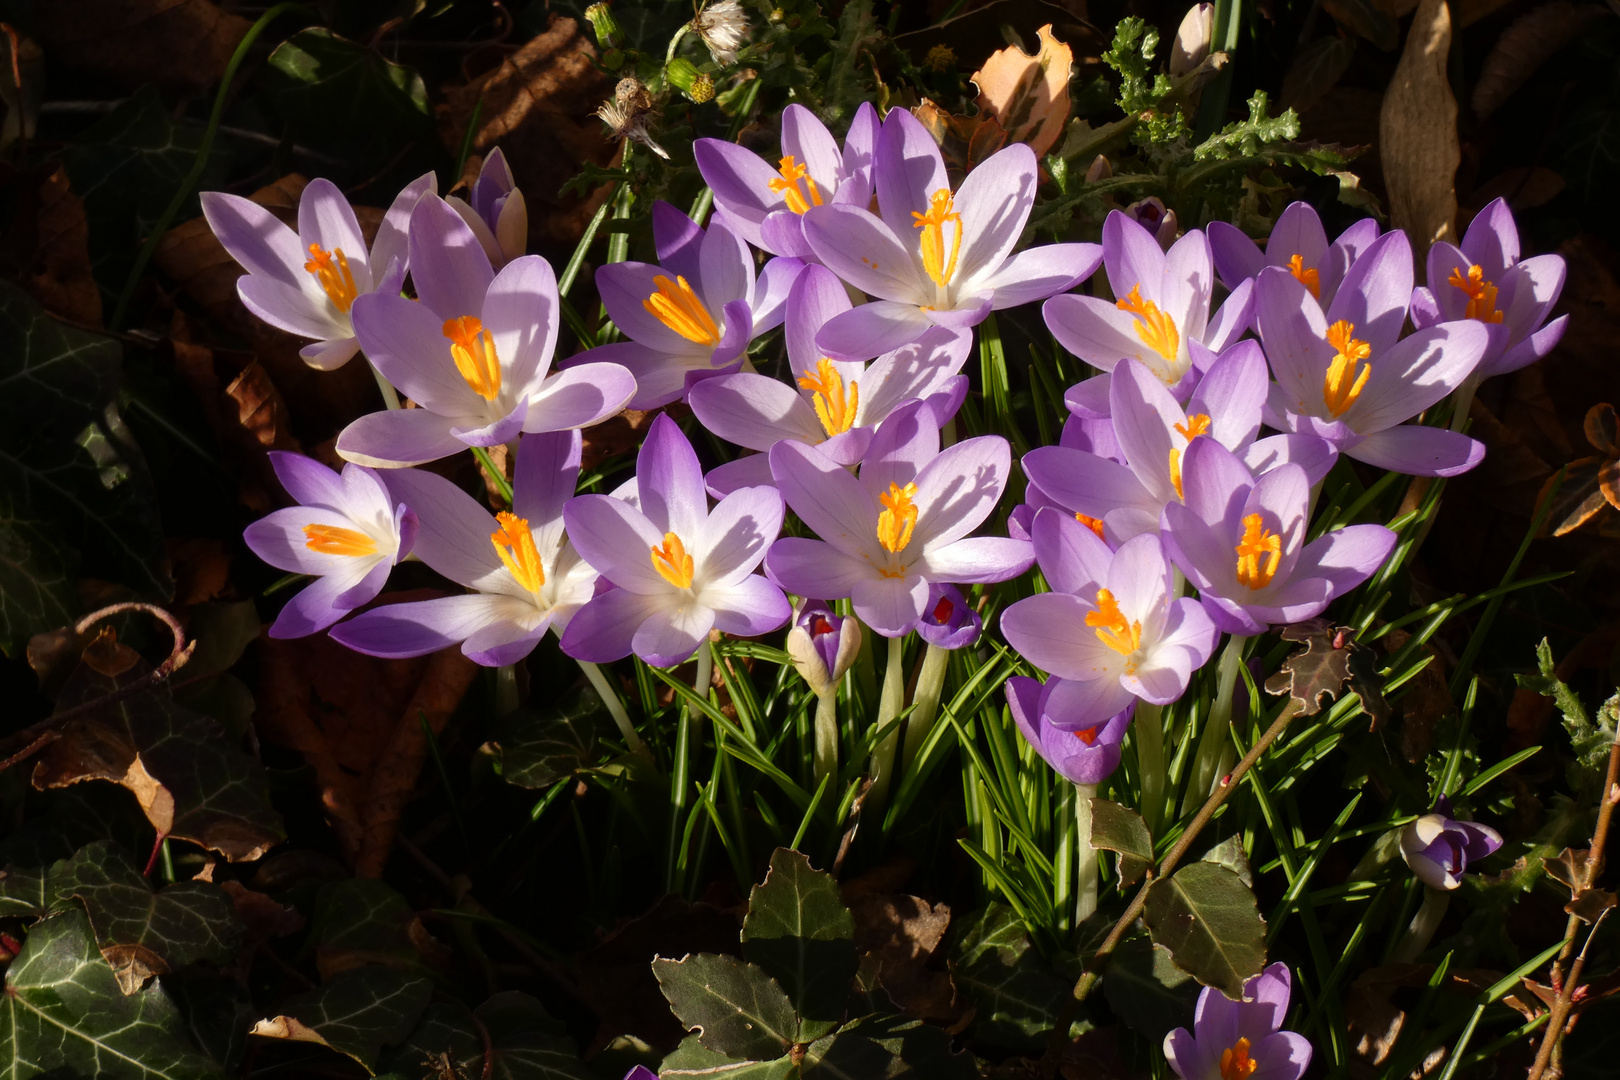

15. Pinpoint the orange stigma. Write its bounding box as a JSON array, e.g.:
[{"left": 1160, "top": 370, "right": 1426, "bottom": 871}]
[
  {"left": 768, "top": 155, "right": 825, "bottom": 215},
  {"left": 650, "top": 532, "right": 695, "bottom": 589},
  {"left": 1175, "top": 413, "right": 1212, "bottom": 442},
  {"left": 1235, "top": 513, "right": 1283, "bottom": 589},
  {"left": 443, "top": 316, "right": 502, "bottom": 401},
  {"left": 1219, "top": 1037, "right": 1258, "bottom": 1080},
  {"left": 1076, "top": 513, "right": 1105, "bottom": 540},
  {"left": 1287, "top": 253, "right": 1320, "bottom": 299},
  {"left": 1072, "top": 725, "right": 1100, "bottom": 746},
  {"left": 304, "top": 245, "right": 358, "bottom": 313},
  {"left": 797, "top": 358, "right": 860, "bottom": 437},
  {"left": 877, "top": 482, "right": 920, "bottom": 555},
  {"left": 1116, "top": 284, "right": 1180, "bottom": 366},
  {"left": 491, "top": 512, "right": 545, "bottom": 593},
  {"left": 1448, "top": 263, "right": 1504, "bottom": 324},
  {"left": 912, "top": 188, "right": 963, "bottom": 288},
  {"left": 1085, "top": 588, "right": 1142, "bottom": 660},
  {"left": 643, "top": 275, "right": 721, "bottom": 346},
  {"left": 1322, "top": 320, "right": 1371, "bottom": 418},
  {"left": 302, "top": 523, "right": 377, "bottom": 557}
]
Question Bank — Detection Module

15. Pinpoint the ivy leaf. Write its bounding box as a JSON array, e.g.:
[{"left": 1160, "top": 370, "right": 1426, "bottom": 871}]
[
  {"left": 948, "top": 903, "right": 1068, "bottom": 1050},
  {"left": 486, "top": 685, "right": 606, "bottom": 790},
  {"left": 0, "top": 283, "right": 167, "bottom": 653},
  {"left": 660, "top": 1035, "right": 796, "bottom": 1078},
  {"left": 1088, "top": 799, "right": 1154, "bottom": 887},
  {"left": 249, "top": 965, "right": 433, "bottom": 1072},
  {"left": 312, "top": 878, "right": 438, "bottom": 979},
  {"left": 1100, "top": 934, "right": 1199, "bottom": 1041},
  {"left": 50, "top": 840, "right": 244, "bottom": 994},
  {"left": 1142, "top": 862, "right": 1266, "bottom": 997},
  {"left": 801, "top": 1013, "right": 978, "bottom": 1079},
  {"left": 383, "top": 993, "right": 591, "bottom": 1079},
  {"left": 742, "top": 848, "right": 857, "bottom": 1041},
  {"left": 652, "top": 953, "right": 799, "bottom": 1061},
  {"left": 1, "top": 908, "right": 222, "bottom": 1079},
  {"left": 1263, "top": 618, "right": 1356, "bottom": 717}
]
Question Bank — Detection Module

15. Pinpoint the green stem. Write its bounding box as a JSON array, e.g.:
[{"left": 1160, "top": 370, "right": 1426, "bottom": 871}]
[
  {"left": 1135, "top": 702, "right": 1166, "bottom": 837},
  {"left": 1450, "top": 374, "right": 1481, "bottom": 433},
  {"left": 691, "top": 647, "right": 713, "bottom": 735},
  {"left": 1183, "top": 634, "right": 1248, "bottom": 815},
  {"left": 865, "top": 635, "right": 907, "bottom": 820},
  {"left": 813, "top": 690, "right": 838, "bottom": 788},
  {"left": 369, "top": 361, "right": 401, "bottom": 410},
  {"left": 899, "top": 643, "right": 949, "bottom": 772},
  {"left": 493, "top": 664, "right": 518, "bottom": 716},
  {"left": 1074, "top": 782, "right": 1100, "bottom": 924},
  {"left": 471, "top": 446, "right": 513, "bottom": 504},
  {"left": 578, "top": 659, "right": 649, "bottom": 762}
]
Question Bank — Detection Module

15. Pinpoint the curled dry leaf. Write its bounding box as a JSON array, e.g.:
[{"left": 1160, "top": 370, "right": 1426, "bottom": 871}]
[
  {"left": 913, "top": 99, "right": 1009, "bottom": 188},
  {"left": 35, "top": 0, "right": 250, "bottom": 93},
  {"left": 1379, "top": 0, "right": 1459, "bottom": 253},
  {"left": 1473, "top": 2, "right": 1603, "bottom": 119},
  {"left": 969, "top": 24, "right": 1072, "bottom": 158},
  {"left": 1, "top": 165, "right": 103, "bottom": 327}
]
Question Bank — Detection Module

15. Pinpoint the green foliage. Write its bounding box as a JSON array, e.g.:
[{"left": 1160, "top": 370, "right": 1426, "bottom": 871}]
[
  {"left": 1142, "top": 862, "right": 1267, "bottom": 999},
  {"left": 741, "top": 848, "right": 857, "bottom": 1041},
  {"left": 1102, "top": 18, "right": 1187, "bottom": 146},
  {"left": 800, "top": 1013, "right": 977, "bottom": 1080},
  {"left": 253, "top": 965, "right": 433, "bottom": 1071},
  {"left": 488, "top": 685, "right": 608, "bottom": 789},
  {"left": 948, "top": 903, "right": 1069, "bottom": 1050},
  {"left": 381, "top": 993, "right": 592, "bottom": 1080},
  {"left": 1087, "top": 799, "right": 1153, "bottom": 887},
  {"left": 1100, "top": 935, "right": 1200, "bottom": 1041},
  {"left": 653, "top": 952, "right": 800, "bottom": 1060}
]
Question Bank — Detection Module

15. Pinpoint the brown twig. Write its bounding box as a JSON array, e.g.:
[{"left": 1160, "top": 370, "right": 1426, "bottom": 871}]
[
  {"left": 1526, "top": 725, "right": 1620, "bottom": 1080},
  {"left": 1045, "top": 696, "right": 1307, "bottom": 1064}
]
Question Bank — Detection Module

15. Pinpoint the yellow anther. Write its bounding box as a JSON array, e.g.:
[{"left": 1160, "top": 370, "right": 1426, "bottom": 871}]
[
  {"left": 304, "top": 244, "right": 358, "bottom": 313},
  {"left": 1219, "top": 1037, "right": 1258, "bottom": 1080},
  {"left": 797, "top": 357, "right": 860, "bottom": 437},
  {"left": 1168, "top": 448, "right": 1185, "bottom": 500},
  {"left": 768, "top": 155, "right": 825, "bottom": 215},
  {"left": 1085, "top": 588, "right": 1142, "bottom": 660},
  {"left": 1175, "top": 412, "right": 1211, "bottom": 442},
  {"left": 1448, "top": 263, "right": 1504, "bottom": 324},
  {"left": 302, "top": 523, "right": 377, "bottom": 557},
  {"left": 443, "top": 316, "right": 502, "bottom": 401},
  {"left": 876, "top": 482, "right": 919, "bottom": 555},
  {"left": 651, "top": 532, "right": 695, "bottom": 589},
  {"left": 1322, "top": 320, "right": 1371, "bottom": 418},
  {"left": 643, "top": 274, "right": 721, "bottom": 346},
  {"left": 1234, "top": 513, "right": 1283, "bottom": 590},
  {"left": 1076, "top": 513, "right": 1106, "bottom": 540},
  {"left": 1116, "top": 284, "right": 1181, "bottom": 365},
  {"left": 912, "top": 188, "right": 962, "bottom": 288},
  {"left": 491, "top": 512, "right": 545, "bottom": 593},
  {"left": 1287, "top": 253, "right": 1320, "bottom": 299}
]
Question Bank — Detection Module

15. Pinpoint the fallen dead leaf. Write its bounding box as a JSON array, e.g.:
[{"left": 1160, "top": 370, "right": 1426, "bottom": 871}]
[
  {"left": 19, "top": 165, "right": 101, "bottom": 326},
  {"left": 221, "top": 880, "right": 306, "bottom": 943},
  {"left": 35, "top": 0, "right": 249, "bottom": 93},
  {"left": 1379, "top": 0, "right": 1459, "bottom": 254},
  {"left": 1472, "top": 2, "right": 1603, "bottom": 119},
  {"left": 248, "top": 1015, "right": 333, "bottom": 1051},
  {"left": 913, "top": 99, "right": 1009, "bottom": 188},
  {"left": 969, "top": 24, "right": 1072, "bottom": 158}
]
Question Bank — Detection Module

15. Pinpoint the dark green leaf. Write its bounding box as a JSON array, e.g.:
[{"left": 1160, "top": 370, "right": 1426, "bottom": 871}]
[
  {"left": 1088, "top": 799, "right": 1153, "bottom": 887},
  {"left": 249, "top": 965, "right": 433, "bottom": 1071},
  {"left": 1320, "top": 0, "right": 1399, "bottom": 51},
  {"left": 1142, "top": 862, "right": 1266, "bottom": 998},
  {"left": 660, "top": 1035, "right": 797, "bottom": 1078},
  {"left": 384, "top": 993, "right": 591, "bottom": 1080},
  {"left": 801, "top": 1013, "right": 977, "bottom": 1080},
  {"left": 0, "top": 283, "right": 167, "bottom": 652},
  {"left": 0, "top": 908, "right": 221, "bottom": 1079},
  {"left": 652, "top": 953, "right": 799, "bottom": 1060},
  {"left": 742, "top": 848, "right": 856, "bottom": 1040},
  {"left": 1100, "top": 935, "right": 1199, "bottom": 1041},
  {"left": 50, "top": 840, "right": 243, "bottom": 994},
  {"left": 488, "top": 684, "right": 607, "bottom": 789},
  {"left": 1199, "top": 836, "right": 1254, "bottom": 889},
  {"left": 313, "top": 878, "right": 432, "bottom": 978},
  {"left": 1263, "top": 618, "right": 1354, "bottom": 716},
  {"left": 948, "top": 903, "right": 1067, "bottom": 1050},
  {"left": 1280, "top": 35, "right": 1357, "bottom": 113}
]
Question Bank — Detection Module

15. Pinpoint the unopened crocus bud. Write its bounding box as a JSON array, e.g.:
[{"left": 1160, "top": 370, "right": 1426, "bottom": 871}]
[
  {"left": 1007, "top": 676, "right": 1132, "bottom": 786},
  {"left": 917, "top": 584, "right": 981, "bottom": 649},
  {"left": 665, "top": 58, "right": 713, "bottom": 103},
  {"left": 1170, "top": 4, "right": 1214, "bottom": 76},
  {"left": 585, "top": 2, "right": 624, "bottom": 49},
  {"left": 1125, "top": 196, "right": 1179, "bottom": 249},
  {"left": 446, "top": 148, "right": 527, "bottom": 269},
  {"left": 1084, "top": 155, "right": 1112, "bottom": 183},
  {"left": 786, "top": 602, "right": 861, "bottom": 697},
  {"left": 1399, "top": 797, "right": 1502, "bottom": 890}
]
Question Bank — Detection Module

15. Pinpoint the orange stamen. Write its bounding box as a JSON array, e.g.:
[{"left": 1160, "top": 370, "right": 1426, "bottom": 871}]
[
  {"left": 797, "top": 358, "right": 860, "bottom": 437},
  {"left": 491, "top": 512, "right": 545, "bottom": 593},
  {"left": 1072, "top": 725, "right": 1100, "bottom": 746},
  {"left": 768, "top": 155, "right": 825, "bottom": 215},
  {"left": 1322, "top": 320, "right": 1371, "bottom": 418},
  {"left": 304, "top": 244, "right": 358, "bottom": 313},
  {"left": 877, "top": 482, "right": 920, "bottom": 555},
  {"left": 442, "top": 316, "right": 502, "bottom": 401},
  {"left": 1076, "top": 513, "right": 1105, "bottom": 540},
  {"left": 302, "top": 523, "right": 377, "bottom": 557},
  {"left": 643, "top": 274, "right": 721, "bottom": 346},
  {"left": 1287, "top": 253, "right": 1320, "bottom": 299},
  {"left": 912, "top": 188, "right": 962, "bottom": 288},
  {"left": 1085, "top": 588, "right": 1142, "bottom": 660},
  {"left": 1448, "top": 263, "right": 1504, "bottom": 324},
  {"left": 1116, "top": 284, "right": 1180, "bottom": 365},
  {"left": 1235, "top": 513, "right": 1283, "bottom": 589},
  {"left": 651, "top": 532, "right": 695, "bottom": 589},
  {"left": 1220, "top": 1037, "right": 1258, "bottom": 1080}
]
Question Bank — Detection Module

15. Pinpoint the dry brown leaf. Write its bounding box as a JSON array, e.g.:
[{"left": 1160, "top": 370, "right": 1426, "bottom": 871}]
[
  {"left": 1472, "top": 2, "right": 1603, "bottom": 119},
  {"left": 221, "top": 880, "right": 305, "bottom": 942},
  {"left": 248, "top": 1015, "right": 333, "bottom": 1050},
  {"left": 438, "top": 15, "right": 617, "bottom": 251},
  {"left": 1467, "top": 167, "right": 1566, "bottom": 214},
  {"left": 35, "top": 0, "right": 249, "bottom": 93},
  {"left": 1380, "top": 0, "right": 1459, "bottom": 254},
  {"left": 25, "top": 166, "right": 101, "bottom": 326},
  {"left": 848, "top": 891, "right": 961, "bottom": 1022},
  {"left": 969, "top": 24, "right": 1072, "bottom": 158},
  {"left": 913, "top": 99, "right": 1009, "bottom": 188}
]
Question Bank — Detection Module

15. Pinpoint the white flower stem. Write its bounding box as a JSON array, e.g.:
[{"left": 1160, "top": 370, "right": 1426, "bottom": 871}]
[
  {"left": 1075, "top": 782, "right": 1100, "bottom": 924},
  {"left": 1182, "top": 634, "right": 1249, "bottom": 816},
  {"left": 865, "top": 635, "right": 907, "bottom": 822},
  {"left": 899, "top": 642, "right": 950, "bottom": 772},
  {"left": 691, "top": 646, "right": 713, "bottom": 734},
  {"left": 1392, "top": 885, "right": 1451, "bottom": 963},
  {"left": 493, "top": 664, "right": 518, "bottom": 716},
  {"left": 1135, "top": 701, "right": 1166, "bottom": 837},
  {"left": 368, "top": 360, "right": 401, "bottom": 410},
  {"left": 813, "top": 689, "right": 838, "bottom": 787},
  {"left": 1450, "top": 374, "right": 1481, "bottom": 433},
  {"left": 577, "top": 659, "right": 650, "bottom": 762}
]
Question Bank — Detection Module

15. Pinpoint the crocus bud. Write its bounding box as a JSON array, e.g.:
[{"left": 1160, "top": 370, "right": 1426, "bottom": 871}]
[
  {"left": 1124, "top": 196, "right": 1179, "bottom": 249},
  {"left": 1399, "top": 797, "right": 1503, "bottom": 890},
  {"left": 1084, "top": 155, "right": 1112, "bottom": 183},
  {"left": 786, "top": 602, "right": 861, "bottom": 697},
  {"left": 917, "top": 584, "right": 981, "bottom": 649},
  {"left": 1170, "top": 3, "right": 1214, "bottom": 76},
  {"left": 585, "top": 2, "right": 624, "bottom": 49},
  {"left": 1007, "top": 676, "right": 1132, "bottom": 786}
]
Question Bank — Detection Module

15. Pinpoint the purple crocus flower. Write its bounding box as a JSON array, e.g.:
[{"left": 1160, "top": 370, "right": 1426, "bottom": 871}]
[
  {"left": 559, "top": 414, "right": 790, "bottom": 667},
  {"left": 244, "top": 453, "right": 417, "bottom": 639},
  {"left": 1160, "top": 439, "right": 1396, "bottom": 635},
  {"left": 917, "top": 583, "right": 981, "bottom": 649},
  {"left": 1399, "top": 797, "right": 1503, "bottom": 890},
  {"left": 785, "top": 600, "right": 862, "bottom": 696},
  {"left": 329, "top": 430, "right": 600, "bottom": 666},
  {"left": 1255, "top": 231, "right": 1491, "bottom": 477},
  {"left": 622, "top": 1068, "right": 658, "bottom": 1080},
  {"left": 201, "top": 172, "right": 434, "bottom": 370},
  {"left": 1043, "top": 210, "right": 1251, "bottom": 397},
  {"left": 335, "top": 196, "right": 636, "bottom": 468},
  {"left": 1208, "top": 200, "right": 1381, "bottom": 308},
  {"left": 999, "top": 510, "right": 1218, "bottom": 728},
  {"left": 695, "top": 102, "right": 879, "bottom": 260},
  {"left": 688, "top": 263, "right": 971, "bottom": 494},
  {"left": 1164, "top": 963, "right": 1312, "bottom": 1080},
  {"left": 765, "top": 400, "right": 1032, "bottom": 637},
  {"left": 802, "top": 108, "right": 1102, "bottom": 361},
  {"left": 1410, "top": 197, "right": 1567, "bottom": 380},
  {"left": 1005, "top": 675, "right": 1131, "bottom": 785},
  {"left": 570, "top": 202, "right": 804, "bottom": 409},
  {"left": 446, "top": 147, "right": 527, "bottom": 269}
]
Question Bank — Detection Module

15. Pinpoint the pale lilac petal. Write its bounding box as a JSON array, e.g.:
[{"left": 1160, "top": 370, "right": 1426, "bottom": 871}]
[
  {"left": 332, "top": 594, "right": 521, "bottom": 657},
  {"left": 560, "top": 587, "right": 668, "bottom": 663},
  {"left": 1177, "top": 437, "right": 1253, "bottom": 531},
  {"left": 1106, "top": 534, "right": 1173, "bottom": 634},
  {"left": 377, "top": 467, "right": 498, "bottom": 586},
  {"left": 481, "top": 255, "right": 559, "bottom": 390},
  {"left": 267, "top": 451, "right": 345, "bottom": 510},
  {"left": 784, "top": 264, "right": 854, "bottom": 376},
  {"left": 201, "top": 191, "right": 307, "bottom": 289},
  {"left": 269, "top": 564, "right": 375, "bottom": 638},
  {"left": 1461, "top": 197, "right": 1518, "bottom": 277},
  {"left": 512, "top": 428, "right": 581, "bottom": 543},
  {"left": 694, "top": 140, "right": 778, "bottom": 245},
  {"left": 1204, "top": 277, "right": 1255, "bottom": 351},
  {"left": 237, "top": 274, "right": 345, "bottom": 341},
  {"left": 298, "top": 179, "right": 372, "bottom": 293},
  {"left": 450, "top": 398, "right": 529, "bottom": 448},
  {"left": 1255, "top": 267, "right": 1334, "bottom": 418},
  {"left": 1347, "top": 321, "right": 1487, "bottom": 432},
  {"left": 1159, "top": 501, "right": 1230, "bottom": 596},
  {"left": 1043, "top": 293, "right": 1163, "bottom": 375},
  {"left": 781, "top": 103, "right": 841, "bottom": 193},
  {"left": 859, "top": 399, "right": 939, "bottom": 499},
  {"left": 1349, "top": 425, "right": 1485, "bottom": 477},
  {"left": 564, "top": 494, "right": 667, "bottom": 593},
  {"left": 1489, "top": 314, "right": 1566, "bottom": 377},
  {"left": 336, "top": 408, "right": 464, "bottom": 468},
  {"left": 1267, "top": 202, "right": 1330, "bottom": 278},
  {"left": 700, "top": 486, "right": 784, "bottom": 585},
  {"left": 705, "top": 453, "right": 775, "bottom": 497},
  {"left": 751, "top": 256, "right": 805, "bottom": 331},
  {"left": 409, "top": 195, "right": 494, "bottom": 319},
  {"left": 765, "top": 537, "right": 873, "bottom": 600},
  {"left": 708, "top": 575, "right": 791, "bottom": 637},
  {"left": 638, "top": 412, "right": 708, "bottom": 538},
  {"left": 1326, "top": 229, "right": 1412, "bottom": 353},
  {"left": 370, "top": 171, "right": 435, "bottom": 281},
  {"left": 1189, "top": 339, "right": 1267, "bottom": 450},
  {"left": 851, "top": 573, "right": 928, "bottom": 637},
  {"left": 952, "top": 142, "right": 1036, "bottom": 283},
  {"left": 816, "top": 300, "right": 933, "bottom": 363},
  {"left": 1023, "top": 446, "right": 1157, "bottom": 521},
  {"left": 522, "top": 363, "right": 637, "bottom": 432},
  {"left": 1064, "top": 373, "right": 1111, "bottom": 418},
  {"left": 916, "top": 537, "right": 1032, "bottom": 583},
  {"left": 1161, "top": 229, "right": 1214, "bottom": 341},
  {"left": 653, "top": 200, "right": 705, "bottom": 282},
  {"left": 634, "top": 603, "right": 716, "bottom": 667},
  {"left": 1163, "top": 1027, "right": 1210, "bottom": 1080},
  {"left": 572, "top": 339, "right": 701, "bottom": 411},
  {"left": 1409, "top": 285, "right": 1443, "bottom": 328},
  {"left": 924, "top": 294, "right": 994, "bottom": 329},
  {"left": 595, "top": 261, "right": 706, "bottom": 352},
  {"left": 689, "top": 373, "right": 824, "bottom": 451},
  {"left": 1243, "top": 434, "right": 1338, "bottom": 484},
  {"left": 244, "top": 507, "right": 366, "bottom": 576},
  {"left": 758, "top": 212, "right": 814, "bottom": 260},
  {"left": 803, "top": 205, "right": 926, "bottom": 304},
  {"left": 710, "top": 299, "right": 756, "bottom": 370},
  {"left": 350, "top": 292, "right": 473, "bottom": 412},
  {"left": 1291, "top": 523, "right": 1395, "bottom": 599},
  {"left": 1031, "top": 507, "right": 1113, "bottom": 595},
  {"left": 1208, "top": 220, "right": 1265, "bottom": 289},
  {"left": 1249, "top": 1031, "right": 1312, "bottom": 1080},
  {"left": 1040, "top": 673, "right": 1135, "bottom": 728},
  {"left": 982, "top": 243, "right": 1103, "bottom": 308},
  {"left": 299, "top": 337, "right": 361, "bottom": 371},
  {"left": 1109, "top": 359, "right": 1183, "bottom": 500},
  {"left": 1000, "top": 593, "right": 1107, "bottom": 680},
  {"left": 1423, "top": 242, "right": 1471, "bottom": 322},
  {"left": 876, "top": 108, "right": 948, "bottom": 239},
  {"left": 463, "top": 619, "right": 550, "bottom": 667},
  {"left": 837, "top": 103, "right": 879, "bottom": 206},
  {"left": 699, "top": 217, "right": 755, "bottom": 312},
  {"left": 912, "top": 436, "right": 1009, "bottom": 548},
  {"left": 770, "top": 439, "right": 881, "bottom": 560},
  {"left": 857, "top": 326, "right": 972, "bottom": 421},
  {"left": 1102, "top": 210, "right": 1166, "bottom": 303}
]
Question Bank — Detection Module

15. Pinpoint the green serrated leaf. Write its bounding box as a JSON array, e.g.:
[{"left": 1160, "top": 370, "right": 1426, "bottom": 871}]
[
  {"left": 383, "top": 993, "right": 589, "bottom": 1080},
  {"left": 652, "top": 953, "right": 799, "bottom": 1061},
  {"left": 742, "top": 848, "right": 856, "bottom": 1041},
  {"left": 488, "top": 685, "right": 606, "bottom": 790},
  {"left": 660, "top": 1034, "right": 797, "bottom": 1078},
  {"left": 249, "top": 965, "right": 433, "bottom": 1073},
  {"left": 1, "top": 908, "right": 221, "bottom": 1079},
  {"left": 948, "top": 903, "right": 1068, "bottom": 1050},
  {"left": 50, "top": 840, "right": 243, "bottom": 995},
  {"left": 1088, "top": 799, "right": 1153, "bottom": 887},
  {"left": 1100, "top": 934, "right": 1199, "bottom": 1041},
  {"left": 1142, "top": 862, "right": 1266, "bottom": 998},
  {"left": 801, "top": 1013, "right": 977, "bottom": 1080},
  {"left": 1193, "top": 91, "right": 1301, "bottom": 162}
]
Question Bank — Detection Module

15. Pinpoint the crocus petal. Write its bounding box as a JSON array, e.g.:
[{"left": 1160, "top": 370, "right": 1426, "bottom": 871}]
[
  {"left": 1489, "top": 314, "right": 1566, "bottom": 378},
  {"left": 699, "top": 217, "right": 756, "bottom": 312},
  {"left": 336, "top": 408, "right": 465, "bottom": 468},
  {"left": 570, "top": 340, "right": 700, "bottom": 411},
  {"left": 916, "top": 537, "right": 1033, "bottom": 583},
  {"left": 559, "top": 587, "right": 668, "bottom": 663},
  {"left": 1326, "top": 229, "right": 1412, "bottom": 353},
  {"left": 765, "top": 537, "right": 874, "bottom": 601},
  {"left": 804, "top": 205, "right": 927, "bottom": 305},
  {"left": 1106, "top": 534, "right": 1173, "bottom": 637},
  {"left": 513, "top": 428, "right": 580, "bottom": 545},
  {"left": 481, "top": 255, "right": 559, "bottom": 391},
  {"left": 851, "top": 573, "right": 928, "bottom": 637},
  {"left": 815, "top": 300, "right": 934, "bottom": 363},
  {"left": 1207, "top": 220, "right": 1266, "bottom": 290},
  {"left": 1291, "top": 524, "right": 1396, "bottom": 599},
  {"left": 705, "top": 453, "right": 776, "bottom": 497},
  {"left": 409, "top": 195, "right": 495, "bottom": 319},
  {"left": 769, "top": 440, "right": 881, "bottom": 561},
  {"left": 638, "top": 412, "right": 708, "bottom": 538},
  {"left": 350, "top": 292, "right": 474, "bottom": 412},
  {"left": 377, "top": 467, "right": 498, "bottom": 586},
  {"left": 708, "top": 575, "right": 791, "bottom": 637},
  {"left": 875, "top": 107, "right": 949, "bottom": 239},
  {"left": 751, "top": 256, "right": 805, "bottom": 332},
  {"left": 1344, "top": 321, "right": 1487, "bottom": 433},
  {"left": 1043, "top": 293, "right": 1171, "bottom": 377},
  {"left": 653, "top": 200, "right": 706, "bottom": 282},
  {"left": 269, "top": 565, "right": 376, "bottom": 638},
  {"left": 694, "top": 139, "right": 779, "bottom": 245},
  {"left": 911, "top": 436, "right": 1010, "bottom": 548},
  {"left": 237, "top": 274, "right": 345, "bottom": 341},
  {"left": 951, "top": 142, "right": 1036, "bottom": 284},
  {"left": 1348, "top": 425, "right": 1485, "bottom": 477},
  {"left": 1461, "top": 196, "right": 1518, "bottom": 276},
  {"left": 758, "top": 212, "right": 814, "bottom": 260},
  {"left": 857, "top": 326, "right": 971, "bottom": 421},
  {"left": 201, "top": 191, "right": 307, "bottom": 289},
  {"left": 298, "top": 179, "right": 372, "bottom": 294},
  {"left": 1205, "top": 277, "right": 1255, "bottom": 353},
  {"left": 634, "top": 602, "right": 717, "bottom": 667},
  {"left": 299, "top": 337, "right": 361, "bottom": 371},
  {"left": 564, "top": 494, "right": 669, "bottom": 594},
  {"left": 370, "top": 171, "right": 436, "bottom": 281},
  {"left": 450, "top": 398, "right": 529, "bottom": 448},
  {"left": 1032, "top": 507, "right": 1113, "bottom": 595},
  {"left": 982, "top": 243, "right": 1103, "bottom": 308},
  {"left": 784, "top": 263, "right": 854, "bottom": 376},
  {"left": 1102, "top": 210, "right": 1166, "bottom": 303},
  {"left": 838, "top": 102, "right": 880, "bottom": 206},
  {"left": 332, "top": 594, "right": 528, "bottom": 658},
  {"left": 1001, "top": 593, "right": 1113, "bottom": 681},
  {"left": 1267, "top": 201, "right": 1330, "bottom": 278},
  {"left": 689, "top": 372, "right": 825, "bottom": 451},
  {"left": 595, "top": 261, "right": 714, "bottom": 353},
  {"left": 700, "top": 485, "right": 784, "bottom": 585},
  {"left": 1023, "top": 446, "right": 1158, "bottom": 522},
  {"left": 244, "top": 507, "right": 372, "bottom": 576},
  {"left": 463, "top": 618, "right": 550, "bottom": 667},
  {"left": 522, "top": 363, "right": 637, "bottom": 432},
  {"left": 267, "top": 451, "right": 345, "bottom": 510},
  {"left": 1040, "top": 674, "right": 1136, "bottom": 730}
]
